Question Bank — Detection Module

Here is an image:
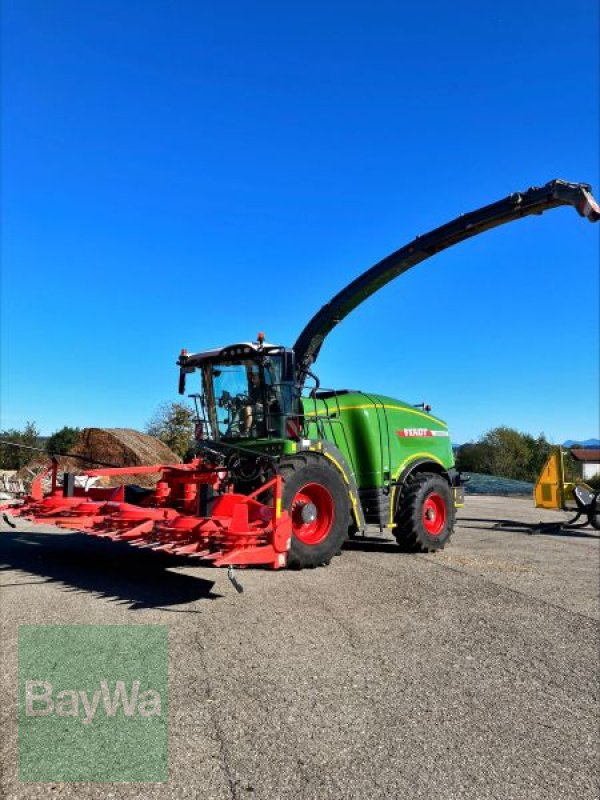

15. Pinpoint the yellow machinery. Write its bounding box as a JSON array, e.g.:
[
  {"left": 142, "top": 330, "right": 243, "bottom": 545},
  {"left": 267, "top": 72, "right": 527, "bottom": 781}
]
[{"left": 535, "top": 447, "right": 599, "bottom": 529}]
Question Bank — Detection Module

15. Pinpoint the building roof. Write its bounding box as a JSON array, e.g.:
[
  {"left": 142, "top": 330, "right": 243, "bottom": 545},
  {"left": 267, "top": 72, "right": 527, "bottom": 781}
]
[{"left": 570, "top": 448, "right": 600, "bottom": 462}]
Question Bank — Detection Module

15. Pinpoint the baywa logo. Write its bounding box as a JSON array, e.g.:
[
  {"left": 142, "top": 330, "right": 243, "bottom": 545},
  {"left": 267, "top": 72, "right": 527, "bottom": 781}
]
[
  {"left": 25, "top": 679, "right": 162, "bottom": 725},
  {"left": 19, "top": 625, "right": 168, "bottom": 782}
]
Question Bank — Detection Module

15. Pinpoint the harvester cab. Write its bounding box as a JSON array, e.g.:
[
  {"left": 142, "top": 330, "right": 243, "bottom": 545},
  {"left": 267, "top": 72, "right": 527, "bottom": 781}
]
[
  {"left": 4, "top": 179, "right": 599, "bottom": 570},
  {"left": 178, "top": 339, "right": 297, "bottom": 444}
]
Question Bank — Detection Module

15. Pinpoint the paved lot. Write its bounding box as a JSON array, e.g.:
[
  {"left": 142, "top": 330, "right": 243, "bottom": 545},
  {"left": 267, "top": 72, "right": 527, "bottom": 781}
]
[{"left": 1, "top": 495, "right": 598, "bottom": 799}]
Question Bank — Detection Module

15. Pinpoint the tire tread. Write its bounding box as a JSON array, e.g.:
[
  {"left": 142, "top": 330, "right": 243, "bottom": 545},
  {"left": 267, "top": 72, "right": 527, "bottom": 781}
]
[
  {"left": 394, "top": 472, "right": 454, "bottom": 553},
  {"left": 279, "top": 453, "right": 349, "bottom": 569}
]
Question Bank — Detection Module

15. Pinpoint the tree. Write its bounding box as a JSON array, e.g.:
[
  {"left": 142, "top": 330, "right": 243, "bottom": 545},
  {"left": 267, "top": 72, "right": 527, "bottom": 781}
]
[
  {"left": 455, "top": 426, "right": 552, "bottom": 482},
  {"left": 454, "top": 441, "right": 493, "bottom": 474},
  {"left": 523, "top": 432, "right": 552, "bottom": 480},
  {"left": 146, "top": 402, "right": 195, "bottom": 459},
  {"left": 0, "top": 421, "right": 41, "bottom": 470},
  {"left": 46, "top": 426, "right": 81, "bottom": 457},
  {"left": 480, "top": 427, "right": 532, "bottom": 480}
]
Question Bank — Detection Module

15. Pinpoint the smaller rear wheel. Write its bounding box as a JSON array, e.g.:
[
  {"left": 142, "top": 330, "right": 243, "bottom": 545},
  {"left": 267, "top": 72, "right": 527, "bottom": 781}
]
[{"left": 394, "top": 472, "right": 455, "bottom": 552}]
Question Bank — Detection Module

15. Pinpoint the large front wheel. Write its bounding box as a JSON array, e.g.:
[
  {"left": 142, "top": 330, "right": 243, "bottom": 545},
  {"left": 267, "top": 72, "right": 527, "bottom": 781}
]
[{"left": 280, "top": 454, "right": 350, "bottom": 569}]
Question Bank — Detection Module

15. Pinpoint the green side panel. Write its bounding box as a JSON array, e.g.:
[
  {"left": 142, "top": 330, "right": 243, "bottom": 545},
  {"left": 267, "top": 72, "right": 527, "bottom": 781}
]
[{"left": 301, "top": 392, "right": 455, "bottom": 489}]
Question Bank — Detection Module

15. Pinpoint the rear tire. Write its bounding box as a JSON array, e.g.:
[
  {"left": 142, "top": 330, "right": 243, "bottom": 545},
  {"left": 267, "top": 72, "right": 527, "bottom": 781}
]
[
  {"left": 394, "top": 472, "right": 454, "bottom": 553},
  {"left": 279, "top": 454, "right": 350, "bottom": 569}
]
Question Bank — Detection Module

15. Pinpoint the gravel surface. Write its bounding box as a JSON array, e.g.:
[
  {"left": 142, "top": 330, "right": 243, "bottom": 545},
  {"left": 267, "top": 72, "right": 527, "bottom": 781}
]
[{"left": 1, "top": 495, "right": 598, "bottom": 799}]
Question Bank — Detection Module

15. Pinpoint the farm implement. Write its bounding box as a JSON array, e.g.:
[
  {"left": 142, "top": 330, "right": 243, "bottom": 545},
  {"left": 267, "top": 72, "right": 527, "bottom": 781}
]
[
  {"left": 3, "top": 179, "right": 599, "bottom": 569},
  {"left": 4, "top": 458, "right": 292, "bottom": 569},
  {"left": 534, "top": 447, "right": 600, "bottom": 530}
]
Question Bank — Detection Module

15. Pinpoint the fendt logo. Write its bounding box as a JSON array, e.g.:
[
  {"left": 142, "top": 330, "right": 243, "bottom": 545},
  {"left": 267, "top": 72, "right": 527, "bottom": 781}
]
[
  {"left": 25, "top": 679, "right": 162, "bottom": 725},
  {"left": 396, "top": 428, "right": 449, "bottom": 438}
]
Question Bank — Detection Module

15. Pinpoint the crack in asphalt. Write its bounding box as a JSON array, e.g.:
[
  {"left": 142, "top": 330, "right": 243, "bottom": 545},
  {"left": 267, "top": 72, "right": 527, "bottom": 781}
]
[{"left": 192, "top": 630, "right": 242, "bottom": 800}]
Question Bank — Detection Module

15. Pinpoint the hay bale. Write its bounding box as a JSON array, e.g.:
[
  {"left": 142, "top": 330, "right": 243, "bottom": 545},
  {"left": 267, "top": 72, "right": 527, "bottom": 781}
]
[
  {"left": 17, "top": 428, "right": 181, "bottom": 489},
  {"left": 67, "top": 428, "right": 181, "bottom": 487},
  {"left": 70, "top": 428, "right": 179, "bottom": 468}
]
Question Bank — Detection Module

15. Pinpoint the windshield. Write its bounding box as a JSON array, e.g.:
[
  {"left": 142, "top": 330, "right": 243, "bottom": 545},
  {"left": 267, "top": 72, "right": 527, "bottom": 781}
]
[{"left": 206, "top": 357, "right": 284, "bottom": 439}]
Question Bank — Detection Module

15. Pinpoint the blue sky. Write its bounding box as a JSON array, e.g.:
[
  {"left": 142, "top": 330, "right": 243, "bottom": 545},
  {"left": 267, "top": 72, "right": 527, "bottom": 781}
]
[{"left": 1, "top": 1, "right": 598, "bottom": 444}]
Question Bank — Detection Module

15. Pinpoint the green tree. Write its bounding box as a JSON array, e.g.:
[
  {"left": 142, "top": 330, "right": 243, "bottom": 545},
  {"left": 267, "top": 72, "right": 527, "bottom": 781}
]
[
  {"left": 523, "top": 432, "right": 552, "bottom": 480},
  {"left": 46, "top": 426, "right": 81, "bottom": 457},
  {"left": 455, "top": 441, "right": 494, "bottom": 474},
  {"left": 146, "top": 402, "right": 195, "bottom": 459},
  {"left": 0, "top": 421, "right": 41, "bottom": 470},
  {"left": 456, "top": 426, "right": 552, "bottom": 482},
  {"left": 481, "top": 427, "right": 532, "bottom": 480}
]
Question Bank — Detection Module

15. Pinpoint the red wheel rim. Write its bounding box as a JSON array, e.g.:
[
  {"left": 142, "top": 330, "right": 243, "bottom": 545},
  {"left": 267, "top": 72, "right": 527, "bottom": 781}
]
[
  {"left": 291, "top": 483, "right": 335, "bottom": 545},
  {"left": 422, "top": 492, "right": 446, "bottom": 536}
]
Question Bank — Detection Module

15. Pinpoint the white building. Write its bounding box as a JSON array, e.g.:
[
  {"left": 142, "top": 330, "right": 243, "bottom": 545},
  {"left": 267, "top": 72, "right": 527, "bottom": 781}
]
[{"left": 570, "top": 449, "right": 600, "bottom": 481}]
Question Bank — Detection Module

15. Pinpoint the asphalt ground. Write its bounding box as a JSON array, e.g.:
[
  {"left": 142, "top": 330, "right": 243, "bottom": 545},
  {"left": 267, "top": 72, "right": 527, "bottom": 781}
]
[{"left": 1, "top": 495, "right": 598, "bottom": 800}]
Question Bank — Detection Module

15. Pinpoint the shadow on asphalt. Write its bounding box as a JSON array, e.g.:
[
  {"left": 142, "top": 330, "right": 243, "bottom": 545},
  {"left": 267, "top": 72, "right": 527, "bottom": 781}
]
[
  {"left": 458, "top": 517, "right": 600, "bottom": 539},
  {"left": 343, "top": 535, "right": 401, "bottom": 554},
  {"left": 0, "top": 529, "right": 222, "bottom": 611}
]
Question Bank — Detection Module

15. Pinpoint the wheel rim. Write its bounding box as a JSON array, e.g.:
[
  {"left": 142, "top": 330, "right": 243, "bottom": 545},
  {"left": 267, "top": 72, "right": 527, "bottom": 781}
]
[
  {"left": 291, "top": 483, "right": 335, "bottom": 545},
  {"left": 422, "top": 492, "right": 447, "bottom": 536}
]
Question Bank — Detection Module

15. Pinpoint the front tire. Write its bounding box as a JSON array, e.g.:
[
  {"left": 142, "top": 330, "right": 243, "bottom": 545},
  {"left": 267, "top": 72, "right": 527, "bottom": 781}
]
[
  {"left": 394, "top": 472, "right": 455, "bottom": 553},
  {"left": 280, "top": 454, "right": 350, "bottom": 569}
]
